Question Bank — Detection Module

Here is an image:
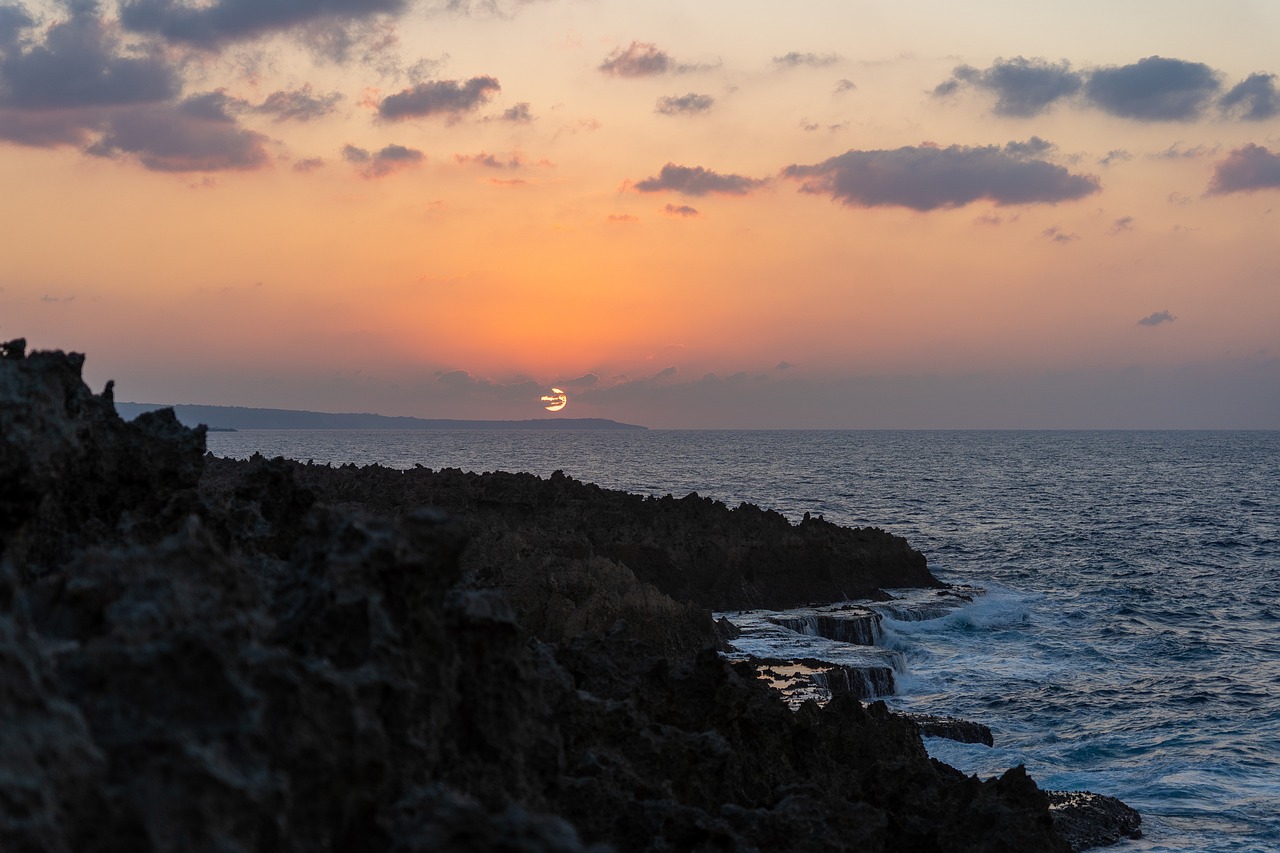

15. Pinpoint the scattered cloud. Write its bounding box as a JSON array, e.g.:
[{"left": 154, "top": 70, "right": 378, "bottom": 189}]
[
  {"left": 606, "top": 213, "right": 638, "bottom": 222},
  {"left": 1220, "top": 72, "right": 1280, "bottom": 120},
  {"left": 1003, "top": 136, "right": 1055, "bottom": 158},
  {"left": 455, "top": 151, "right": 522, "bottom": 168},
  {"left": 342, "top": 142, "right": 425, "bottom": 177},
  {"left": 634, "top": 163, "right": 767, "bottom": 196},
  {"left": 1206, "top": 144, "right": 1280, "bottom": 195},
  {"left": 1042, "top": 226, "right": 1079, "bottom": 243},
  {"left": 773, "top": 52, "right": 840, "bottom": 69},
  {"left": 119, "top": 0, "right": 408, "bottom": 48},
  {"left": 599, "top": 42, "right": 672, "bottom": 77},
  {"left": 1084, "top": 56, "right": 1220, "bottom": 121},
  {"left": 293, "top": 157, "right": 326, "bottom": 172},
  {"left": 255, "top": 85, "right": 343, "bottom": 122},
  {"left": 1099, "top": 149, "right": 1132, "bottom": 166},
  {"left": 1138, "top": 310, "right": 1176, "bottom": 327},
  {"left": 378, "top": 76, "right": 501, "bottom": 120},
  {"left": 775, "top": 361, "right": 793, "bottom": 370},
  {"left": 833, "top": 78, "right": 857, "bottom": 94},
  {"left": 1109, "top": 216, "right": 1135, "bottom": 234},
  {"left": 782, "top": 144, "right": 1100, "bottom": 211},
  {"left": 663, "top": 203, "right": 699, "bottom": 217},
  {"left": 86, "top": 94, "right": 271, "bottom": 172},
  {"left": 655, "top": 93, "right": 714, "bottom": 115},
  {"left": 497, "top": 102, "right": 534, "bottom": 122},
  {"left": 935, "top": 55, "right": 1276, "bottom": 123},
  {"left": 1154, "top": 142, "right": 1214, "bottom": 159},
  {"left": 936, "top": 57, "right": 1081, "bottom": 117}
]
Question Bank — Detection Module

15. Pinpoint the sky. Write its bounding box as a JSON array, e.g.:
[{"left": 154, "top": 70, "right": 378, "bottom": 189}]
[{"left": 2, "top": 0, "right": 1278, "bottom": 428}]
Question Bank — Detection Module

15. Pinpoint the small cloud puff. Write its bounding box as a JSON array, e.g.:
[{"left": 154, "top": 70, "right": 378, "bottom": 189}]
[
  {"left": 655, "top": 93, "right": 714, "bottom": 115},
  {"left": 378, "top": 76, "right": 500, "bottom": 120},
  {"left": 255, "top": 85, "right": 342, "bottom": 122},
  {"left": 599, "top": 42, "right": 672, "bottom": 77},
  {"left": 1137, "top": 310, "right": 1176, "bottom": 327},
  {"left": 342, "top": 142, "right": 424, "bottom": 177},
  {"left": 1206, "top": 144, "right": 1280, "bottom": 195},
  {"left": 634, "top": 163, "right": 766, "bottom": 196},
  {"left": 663, "top": 204, "right": 699, "bottom": 217},
  {"left": 773, "top": 52, "right": 840, "bottom": 68}
]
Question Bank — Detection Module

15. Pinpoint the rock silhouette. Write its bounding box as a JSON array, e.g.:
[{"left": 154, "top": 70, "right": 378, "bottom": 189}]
[{"left": 0, "top": 340, "right": 1136, "bottom": 851}]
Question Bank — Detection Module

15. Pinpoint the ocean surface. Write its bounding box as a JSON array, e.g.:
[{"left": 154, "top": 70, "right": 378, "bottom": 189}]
[{"left": 206, "top": 429, "right": 1280, "bottom": 852}]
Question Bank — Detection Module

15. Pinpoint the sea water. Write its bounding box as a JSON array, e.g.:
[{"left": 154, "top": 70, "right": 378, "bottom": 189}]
[{"left": 206, "top": 429, "right": 1280, "bottom": 852}]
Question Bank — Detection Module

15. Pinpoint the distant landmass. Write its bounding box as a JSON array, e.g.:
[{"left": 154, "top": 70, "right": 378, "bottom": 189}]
[{"left": 116, "top": 402, "right": 647, "bottom": 431}]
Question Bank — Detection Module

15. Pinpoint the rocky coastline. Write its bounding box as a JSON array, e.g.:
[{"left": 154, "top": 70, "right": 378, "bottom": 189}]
[{"left": 0, "top": 340, "right": 1140, "bottom": 851}]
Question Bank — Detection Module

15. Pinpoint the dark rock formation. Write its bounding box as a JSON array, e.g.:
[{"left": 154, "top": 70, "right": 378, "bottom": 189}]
[
  {"left": 1047, "top": 791, "right": 1143, "bottom": 852},
  {"left": 203, "top": 458, "right": 940, "bottom": 612},
  {"left": 903, "top": 713, "right": 996, "bottom": 747},
  {"left": 0, "top": 340, "right": 1135, "bottom": 851}
]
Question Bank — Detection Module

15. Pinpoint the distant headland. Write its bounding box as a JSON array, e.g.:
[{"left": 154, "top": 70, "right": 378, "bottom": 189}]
[{"left": 115, "top": 402, "right": 647, "bottom": 431}]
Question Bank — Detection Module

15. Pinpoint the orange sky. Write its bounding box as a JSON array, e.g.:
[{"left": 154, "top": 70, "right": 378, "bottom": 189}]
[{"left": 2, "top": 0, "right": 1278, "bottom": 427}]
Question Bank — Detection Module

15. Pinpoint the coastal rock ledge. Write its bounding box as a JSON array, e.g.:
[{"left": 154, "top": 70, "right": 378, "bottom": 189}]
[{"left": 0, "top": 341, "right": 1137, "bottom": 852}]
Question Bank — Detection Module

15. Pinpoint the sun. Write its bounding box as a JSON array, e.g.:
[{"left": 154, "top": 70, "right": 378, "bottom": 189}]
[{"left": 540, "top": 388, "right": 568, "bottom": 412}]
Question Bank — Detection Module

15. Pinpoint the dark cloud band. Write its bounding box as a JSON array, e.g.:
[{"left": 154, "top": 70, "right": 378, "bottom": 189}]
[
  {"left": 378, "top": 77, "right": 501, "bottom": 120},
  {"left": 783, "top": 144, "right": 1100, "bottom": 210}
]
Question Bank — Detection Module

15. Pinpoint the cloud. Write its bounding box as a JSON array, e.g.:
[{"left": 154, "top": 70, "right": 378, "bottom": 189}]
[
  {"left": 0, "top": 5, "right": 181, "bottom": 145},
  {"left": 455, "top": 151, "right": 520, "bottom": 168},
  {"left": 833, "top": 78, "right": 857, "bottom": 94},
  {"left": 634, "top": 163, "right": 767, "bottom": 196},
  {"left": 1003, "top": 136, "right": 1055, "bottom": 158},
  {"left": 1099, "top": 149, "right": 1132, "bottom": 166},
  {"left": 1137, "top": 310, "right": 1176, "bottom": 327},
  {"left": 560, "top": 373, "right": 598, "bottom": 388},
  {"left": 429, "top": 369, "right": 542, "bottom": 404},
  {"left": 255, "top": 85, "right": 342, "bottom": 121},
  {"left": 85, "top": 94, "right": 271, "bottom": 172},
  {"left": 653, "top": 366, "right": 678, "bottom": 379},
  {"left": 1042, "top": 226, "right": 1078, "bottom": 243},
  {"left": 1219, "top": 72, "right": 1280, "bottom": 121},
  {"left": 772, "top": 52, "right": 840, "bottom": 68},
  {"left": 782, "top": 144, "right": 1101, "bottom": 211},
  {"left": 120, "top": 0, "right": 408, "bottom": 48},
  {"left": 342, "top": 142, "right": 424, "bottom": 177},
  {"left": 293, "top": 157, "right": 326, "bottom": 172},
  {"left": 663, "top": 203, "right": 699, "bottom": 217},
  {"left": 1109, "top": 216, "right": 1135, "bottom": 234},
  {"left": 1084, "top": 56, "right": 1220, "bottom": 121},
  {"left": 599, "top": 41, "right": 671, "bottom": 77},
  {"left": 606, "top": 213, "right": 638, "bottom": 222},
  {"left": 937, "top": 55, "right": 1276, "bottom": 123},
  {"left": 655, "top": 93, "right": 713, "bottom": 115},
  {"left": 936, "top": 57, "right": 1081, "bottom": 117},
  {"left": 0, "top": 8, "right": 180, "bottom": 111},
  {"left": 775, "top": 361, "right": 793, "bottom": 370},
  {"left": 1206, "top": 144, "right": 1280, "bottom": 195},
  {"left": 497, "top": 102, "right": 533, "bottom": 122},
  {"left": 377, "top": 76, "right": 500, "bottom": 120}
]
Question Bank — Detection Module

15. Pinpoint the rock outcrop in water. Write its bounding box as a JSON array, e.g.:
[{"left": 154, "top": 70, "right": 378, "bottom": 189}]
[{"left": 0, "top": 340, "right": 1135, "bottom": 852}]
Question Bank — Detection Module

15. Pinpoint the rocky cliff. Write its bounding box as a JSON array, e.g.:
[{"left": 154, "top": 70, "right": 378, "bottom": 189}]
[{"left": 0, "top": 340, "right": 1135, "bottom": 852}]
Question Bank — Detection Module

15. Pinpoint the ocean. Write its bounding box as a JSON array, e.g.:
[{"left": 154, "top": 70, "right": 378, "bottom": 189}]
[{"left": 206, "top": 429, "right": 1280, "bottom": 852}]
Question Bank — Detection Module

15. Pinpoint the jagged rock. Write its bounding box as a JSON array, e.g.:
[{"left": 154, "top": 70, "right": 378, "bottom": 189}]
[
  {"left": 1047, "top": 791, "right": 1143, "bottom": 851},
  {"left": 902, "top": 712, "right": 996, "bottom": 747},
  {"left": 0, "top": 342, "right": 1133, "bottom": 852}
]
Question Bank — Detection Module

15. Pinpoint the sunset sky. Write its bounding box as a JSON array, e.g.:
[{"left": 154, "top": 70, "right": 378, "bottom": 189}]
[{"left": 2, "top": 0, "right": 1278, "bottom": 427}]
